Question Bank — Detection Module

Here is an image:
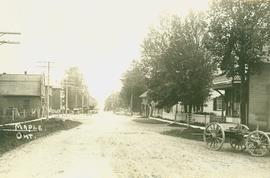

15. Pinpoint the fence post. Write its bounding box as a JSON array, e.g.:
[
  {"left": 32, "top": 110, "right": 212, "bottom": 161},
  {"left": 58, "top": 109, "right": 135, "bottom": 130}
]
[
  {"left": 186, "top": 113, "right": 190, "bottom": 128},
  {"left": 12, "top": 108, "right": 15, "bottom": 120},
  {"left": 204, "top": 114, "right": 206, "bottom": 126}
]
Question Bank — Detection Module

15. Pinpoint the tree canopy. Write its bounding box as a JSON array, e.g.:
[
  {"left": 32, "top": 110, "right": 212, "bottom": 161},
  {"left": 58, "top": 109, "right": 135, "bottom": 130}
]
[
  {"left": 205, "top": 0, "right": 270, "bottom": 123},
  {"left": 104, "top": 92, "right": 123, "bottom": 111},
  {"left": 63, "top": 67, "right": 90, "bottom": 109},
  {"left": 141, "top": 13, "right": 214, "bottom": 110},
  {"left": 120, "top": 60, "right": 147, "bottom": 112}
]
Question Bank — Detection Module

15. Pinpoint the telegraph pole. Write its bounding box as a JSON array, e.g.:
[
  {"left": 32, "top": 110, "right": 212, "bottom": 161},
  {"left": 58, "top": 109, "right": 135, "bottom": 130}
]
[
  {"left": 62, "top": 80, "right": 75, "bottom": 114},
  {"left": 65, "top": 84, "right": 68, "bottom": 114},
  {"left": 47, "top": 61, "right": 50, "bottom": 119},
  {"left": 130, "top": 91, "right": 133, "bottom": 116},
  {"left": 37, "top": 61, "right": 53, "bottom": 119}
]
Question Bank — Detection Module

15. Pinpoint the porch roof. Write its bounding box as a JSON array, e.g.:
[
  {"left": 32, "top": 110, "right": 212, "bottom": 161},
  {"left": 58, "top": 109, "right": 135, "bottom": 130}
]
[
  {"left": 212, "top": 75, "right": 240, "bottom": 90},
  {"left": 139, "top": 91, "right": 148, "bottom": 98}
]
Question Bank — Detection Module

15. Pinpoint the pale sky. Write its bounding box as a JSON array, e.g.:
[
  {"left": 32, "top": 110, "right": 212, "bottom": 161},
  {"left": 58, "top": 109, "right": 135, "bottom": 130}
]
[{"left": 0, "top": 0, "right": 209, "bottom": 106}]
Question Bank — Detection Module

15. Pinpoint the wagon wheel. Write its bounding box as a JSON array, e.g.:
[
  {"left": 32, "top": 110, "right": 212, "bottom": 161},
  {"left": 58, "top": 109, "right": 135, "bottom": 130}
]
[
  {"left": 230, "top": 137, "right": 246, "bottom": 152},
  {"left": 238, "top": 124, "right": 249, "bottom": 133},
  {"left": 204, "top": 123, "right": 225, "bottom": 151},
  {"left": 246, "top": 131, "right": 270, "bottom": 157},
  {"left": 229, "top": 124, "right": 249, "bottom": 152}
]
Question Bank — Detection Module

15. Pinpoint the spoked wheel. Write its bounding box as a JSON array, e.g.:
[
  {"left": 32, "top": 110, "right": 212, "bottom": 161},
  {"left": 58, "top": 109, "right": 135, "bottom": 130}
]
[
  {"left": 230, "top": 137, "right": 246, "bottom": 151},
  {"left": 246, "top": 131, "right": 270, "bottom": 157},
  {"left": 237, "top": 124, "right": 249, "bottom": 133},
  {"left": 229, "top": 124, "right": 249, "bottom": 152},
  {"left": 204, "top": 123, "right": 225, "bottom": 151}
]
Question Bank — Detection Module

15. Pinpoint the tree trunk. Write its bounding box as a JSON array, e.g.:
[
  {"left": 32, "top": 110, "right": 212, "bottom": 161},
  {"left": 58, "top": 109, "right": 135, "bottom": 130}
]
[{"left": 184, "top": 105, "right": 188, "bottom": 113}]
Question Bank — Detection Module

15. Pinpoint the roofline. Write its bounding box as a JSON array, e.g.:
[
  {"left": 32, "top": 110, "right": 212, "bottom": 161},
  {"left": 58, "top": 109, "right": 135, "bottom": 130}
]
[
  {"left": 0, "top": 73, "right": 43, "bottom": 76},
  {"left": 0, "top": 94, "right": 43, "bottom": 97}
]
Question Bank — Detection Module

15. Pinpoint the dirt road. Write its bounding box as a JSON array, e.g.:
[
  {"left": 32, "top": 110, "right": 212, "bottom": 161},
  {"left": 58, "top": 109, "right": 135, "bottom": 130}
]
[{"left": 0, "top": 112, "right": 269, "bottom": 178}]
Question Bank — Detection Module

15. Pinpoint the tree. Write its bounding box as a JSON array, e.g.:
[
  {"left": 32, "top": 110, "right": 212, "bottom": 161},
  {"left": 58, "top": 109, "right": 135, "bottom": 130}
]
[
  {"left": 120, "top": 60, "right": 147, "bottom": 113},
  {"left": 205, "top": 0, "right": 270, "bottom": 124},
  {"left": 140, "top": 17, "right": 173, "bottom": 107},
  {"left": 104, "top": 92, "right": 123, "bottom": 111},
  {"left": 141, "top": 13, "right": 214, "bottom": 111},
  {"left": 63, "top": 67, "right": 88, "bottom": 110}
]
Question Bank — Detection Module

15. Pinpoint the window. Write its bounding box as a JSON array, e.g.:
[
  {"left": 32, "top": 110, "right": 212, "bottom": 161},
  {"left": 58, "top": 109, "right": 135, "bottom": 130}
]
[{"left": 213, "top": 96, "right": 223, "bottom": 111}]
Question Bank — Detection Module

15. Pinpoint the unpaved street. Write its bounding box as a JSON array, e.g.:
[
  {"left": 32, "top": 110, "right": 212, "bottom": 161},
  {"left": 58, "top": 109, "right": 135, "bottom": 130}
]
[{"left": 0, "top": 112, "right": 269, "bottom": 178}]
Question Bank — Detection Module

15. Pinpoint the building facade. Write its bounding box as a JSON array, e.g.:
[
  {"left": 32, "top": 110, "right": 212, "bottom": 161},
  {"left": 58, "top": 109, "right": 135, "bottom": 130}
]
[
  {"left": 0, "top": 73, "right": 45, "bottom": 122},
  {"left": 213, "top": 64, "right": 270, "bottom": 130}
]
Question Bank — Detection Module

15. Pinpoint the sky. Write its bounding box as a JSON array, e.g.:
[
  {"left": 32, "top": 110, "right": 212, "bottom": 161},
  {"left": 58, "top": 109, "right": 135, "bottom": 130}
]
[{"left": 0, "top": 0, "right": 209, "bottom": 106}]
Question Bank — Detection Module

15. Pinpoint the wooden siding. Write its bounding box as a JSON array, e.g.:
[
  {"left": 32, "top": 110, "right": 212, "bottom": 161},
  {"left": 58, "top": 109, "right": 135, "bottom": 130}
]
[
  {"left": 0, "top": 74, "right": 45, "bottom": 96},
  {"left": 0, "top": 96, "right": 42, "bottom": 110},
  {"left": 249, "top": 64, "right": 270, "bottom": 130}
]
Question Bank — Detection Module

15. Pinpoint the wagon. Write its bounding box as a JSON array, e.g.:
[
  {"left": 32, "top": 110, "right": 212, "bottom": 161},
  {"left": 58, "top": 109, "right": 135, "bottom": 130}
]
[{"left": 203, "top": 122, "right": 270, "bottom": 157}]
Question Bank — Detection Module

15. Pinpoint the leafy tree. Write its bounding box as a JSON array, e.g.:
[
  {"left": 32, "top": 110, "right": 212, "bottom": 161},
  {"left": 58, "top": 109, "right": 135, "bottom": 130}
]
[
  {"left": 205, "top": 0, "right": 270, "bottom": 123},
  {"left": 120, "top": 61, "right": 147, "bottom": 112},
  {"left": 141, "top": 13, "right": 214, "bottom": 111},
  {"left": 104, "top": 92, "right": 123, "bottom": 111},
  {"left": 140, "top": 17, "right": 172, "bottom": 107},
  {"left": 63, "top": 67, "right": 88, "bottom": 110}
]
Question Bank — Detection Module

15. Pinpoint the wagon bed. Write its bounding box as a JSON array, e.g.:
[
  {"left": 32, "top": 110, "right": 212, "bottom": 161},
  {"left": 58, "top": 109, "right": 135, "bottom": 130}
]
[{"left": 204, "top": 122, "right": 270, "bottom": 157}]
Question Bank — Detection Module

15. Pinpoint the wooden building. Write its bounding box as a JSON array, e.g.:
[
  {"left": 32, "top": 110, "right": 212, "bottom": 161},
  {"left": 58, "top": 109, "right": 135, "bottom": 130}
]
[
  {"left": 139, "top": 91, "right": 151, "bottom": 117},
  {"left": 213, "top": 64, "right": 270, "bottom": 130},
  {"left": 248, "top": 64, "right": 270, "bottom": 130},
  {"left": 212, "top": 75, "right": 241, "bottom": 123},
  {"left": 0, "top": 73, "right": 45, "bottom": 121}
]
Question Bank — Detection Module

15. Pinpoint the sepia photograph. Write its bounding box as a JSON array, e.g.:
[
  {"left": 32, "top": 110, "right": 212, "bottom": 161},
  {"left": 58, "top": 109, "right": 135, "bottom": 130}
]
[{"left": 0, "top": 0, "right": 270, "bottom": 177}]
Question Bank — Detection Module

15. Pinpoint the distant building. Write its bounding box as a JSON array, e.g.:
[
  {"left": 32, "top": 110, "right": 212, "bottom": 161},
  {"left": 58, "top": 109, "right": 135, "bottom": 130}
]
[
  {"left": 0, "top": 73, "right": 45, "bottom": 121},
  {"left": 139, "top": 91, "right": 151, "bottom": 117},
  {"left": 203, "top": 89, "right": 224, "bottom": 116}
]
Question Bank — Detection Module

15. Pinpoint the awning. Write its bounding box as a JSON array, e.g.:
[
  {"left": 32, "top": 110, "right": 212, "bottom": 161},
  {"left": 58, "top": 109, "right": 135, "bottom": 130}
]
[
  {"left": 209, "top": 89, "right": 224, "bottom": 99},
  {"left": 212, "top": 75, "right": 240, "bottom": 90},
  {"left": 139, "top": 91, "right": 148, "bottom": 98}
]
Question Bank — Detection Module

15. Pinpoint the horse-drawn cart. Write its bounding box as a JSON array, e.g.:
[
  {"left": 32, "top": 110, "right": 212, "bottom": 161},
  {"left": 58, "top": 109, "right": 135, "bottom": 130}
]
[{"left": 204, "top": 122, "right": 270, "bottom": 157}]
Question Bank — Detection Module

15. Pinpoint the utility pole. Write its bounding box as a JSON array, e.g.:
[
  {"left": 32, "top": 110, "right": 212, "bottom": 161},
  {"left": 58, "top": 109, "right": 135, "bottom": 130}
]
[
  {"left": 82, "top": 90, "right": 84, "bottom": 113},
  {"left": 130, "top": 92, "right": 133, "bottom": 116},
  {"left": 47, "top": 61, "right": 50, "bottom": 119},
  {"left": 62, "top": 80, "right": 76, "bottom": 114},
  {"left": 37, "top": 61, "right": 53, "bottom": 119},
  {"left": 65, "top": 84, "right": 68, "bottom": 114},
  {"left": 75, "top": 87, "right": 78, "bottom": 108}
]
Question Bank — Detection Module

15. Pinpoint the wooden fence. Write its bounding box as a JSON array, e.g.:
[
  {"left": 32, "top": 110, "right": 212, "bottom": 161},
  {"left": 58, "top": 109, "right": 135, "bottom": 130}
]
[
  {"left": 0, "top": 108, "right": 45, "bottom": 124},
  {"left": 152, "top": 110, "right": 225, "bottom": 126}
]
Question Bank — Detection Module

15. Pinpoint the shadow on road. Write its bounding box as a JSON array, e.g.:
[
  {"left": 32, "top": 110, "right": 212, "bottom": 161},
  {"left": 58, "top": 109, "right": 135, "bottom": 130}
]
[
  {"left": 161, "top": 127, "right": 204, "bottom": 141},
  {"left": 132, "top": 118, "right": 167, "bottom": 124}
]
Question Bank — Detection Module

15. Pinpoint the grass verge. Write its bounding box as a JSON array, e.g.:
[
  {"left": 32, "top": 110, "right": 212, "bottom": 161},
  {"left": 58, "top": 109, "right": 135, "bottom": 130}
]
[{"left": 0, "top": 118, "right": 81, "bottom": 155}]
